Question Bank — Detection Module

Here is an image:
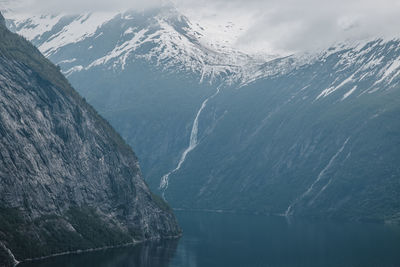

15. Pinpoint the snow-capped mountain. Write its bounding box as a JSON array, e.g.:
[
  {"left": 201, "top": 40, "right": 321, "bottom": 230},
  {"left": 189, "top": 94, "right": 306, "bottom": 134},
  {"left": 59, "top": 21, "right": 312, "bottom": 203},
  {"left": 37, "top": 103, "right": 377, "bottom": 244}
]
[
  {"left": 4, "top": 4, "right": 399, "bottom": 89},
  {"left": 2, "top": 4, "right": 400, "bottom": 223},
  {"left": 4, "top": 6, "right": 272, "bottom": 83}
]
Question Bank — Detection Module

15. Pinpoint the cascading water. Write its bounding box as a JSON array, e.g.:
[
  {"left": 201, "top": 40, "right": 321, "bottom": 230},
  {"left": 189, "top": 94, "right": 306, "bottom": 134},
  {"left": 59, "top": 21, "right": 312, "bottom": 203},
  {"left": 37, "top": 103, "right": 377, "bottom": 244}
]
[
  {"left": 159, "top": 85, "right": 222, "bottom": 199},
  {"left": 285, "top": 137, "right": 350, "bottom": 216}
]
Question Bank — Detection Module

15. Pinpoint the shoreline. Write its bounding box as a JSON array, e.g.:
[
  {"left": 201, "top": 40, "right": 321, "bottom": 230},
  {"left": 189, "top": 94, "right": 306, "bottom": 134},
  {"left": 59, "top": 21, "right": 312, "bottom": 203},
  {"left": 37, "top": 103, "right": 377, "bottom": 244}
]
[
  {"left": 173, "top": 208, "right": 399, "bottom": 225},
  {"left": 1, "top": 241, "right": 19, "bottom": 267},
  {"left": 14, "top": 234, "right": 182, "bottom": 266}
]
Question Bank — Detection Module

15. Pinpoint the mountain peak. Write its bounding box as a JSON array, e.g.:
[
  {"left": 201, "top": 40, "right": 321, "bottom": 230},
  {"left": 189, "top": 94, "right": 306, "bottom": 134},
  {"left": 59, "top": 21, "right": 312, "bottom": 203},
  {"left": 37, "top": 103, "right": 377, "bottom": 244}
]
[{"left": 3, "top": 7, "right": 275, "bottom": 83}]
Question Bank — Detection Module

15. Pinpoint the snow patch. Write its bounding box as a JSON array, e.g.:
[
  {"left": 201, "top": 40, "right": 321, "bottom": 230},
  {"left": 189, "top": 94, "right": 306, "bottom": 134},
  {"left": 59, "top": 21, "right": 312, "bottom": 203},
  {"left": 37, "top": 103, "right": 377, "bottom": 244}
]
[
  {"left": 316, "top": 74, "right": 355, "bottom": 99},
  {"left": 58, "top": 58, "right": 77, "bottom": 64},
  {"left": 87, "top": 28, "right": 149, "bottom": 70},
  {"left": 374, "top": 57, "right": 400, "bottom": 84},
  {"left": 63, "top": 65, "right": 83, "bottom": 77},
  {"left": 342, "top": 85, "right": 358, "bottom": 100},
  {"left": 7, "top": 13, "right": 64, "bottom": 41},
  {"left": 38, "top": 12, "right": 118, "bottom": 57}
]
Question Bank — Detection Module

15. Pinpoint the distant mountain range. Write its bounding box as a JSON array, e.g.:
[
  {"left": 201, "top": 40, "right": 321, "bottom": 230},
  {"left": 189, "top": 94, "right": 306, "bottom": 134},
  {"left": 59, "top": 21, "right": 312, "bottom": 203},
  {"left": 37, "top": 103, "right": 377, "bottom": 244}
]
[{"left": 3, "top": 6, "right": 400, "bottom": 223}]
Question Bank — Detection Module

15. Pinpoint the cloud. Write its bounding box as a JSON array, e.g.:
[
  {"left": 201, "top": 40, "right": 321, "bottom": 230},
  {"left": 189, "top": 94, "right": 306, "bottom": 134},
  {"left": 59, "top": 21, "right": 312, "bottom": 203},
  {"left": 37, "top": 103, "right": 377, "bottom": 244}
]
[
  {"left": 1, "top": 0, "right": 172, "bottom": 13},
  {"left": 233, "top": 0, "right": 400, "bottom": 54},
  {"left": 176, "top": 0, "right": 400, "bottom": 54},
  {"left": 2, "top": 0, "right": 400, "bottom": 55}
]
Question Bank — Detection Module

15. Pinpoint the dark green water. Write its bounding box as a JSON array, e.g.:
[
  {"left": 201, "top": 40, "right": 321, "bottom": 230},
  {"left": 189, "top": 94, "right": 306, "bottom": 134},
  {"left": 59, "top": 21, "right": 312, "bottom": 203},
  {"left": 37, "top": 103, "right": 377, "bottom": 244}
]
[{"left": 20, "top": 211, "right": 400, "bottom": 267}]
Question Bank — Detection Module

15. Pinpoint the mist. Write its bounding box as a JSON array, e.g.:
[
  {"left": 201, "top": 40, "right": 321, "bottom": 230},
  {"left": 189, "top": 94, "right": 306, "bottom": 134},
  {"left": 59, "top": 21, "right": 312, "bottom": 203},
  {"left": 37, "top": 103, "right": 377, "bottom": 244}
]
[{"left": 2, "top": 0, "right": 400, "bottom": 55}]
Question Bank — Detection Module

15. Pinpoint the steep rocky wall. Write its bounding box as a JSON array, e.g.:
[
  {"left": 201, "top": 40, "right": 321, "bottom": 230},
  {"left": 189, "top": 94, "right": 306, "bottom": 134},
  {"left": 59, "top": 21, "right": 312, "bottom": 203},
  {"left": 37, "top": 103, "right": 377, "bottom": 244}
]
[{"left": 0, "top": 13, "right": 180, "bottom": 266}]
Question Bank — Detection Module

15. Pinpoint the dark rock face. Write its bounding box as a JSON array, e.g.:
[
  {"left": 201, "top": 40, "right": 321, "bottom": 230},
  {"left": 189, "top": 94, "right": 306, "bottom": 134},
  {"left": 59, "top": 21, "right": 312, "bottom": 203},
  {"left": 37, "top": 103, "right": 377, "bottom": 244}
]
[
  {"left": 0, "top": 13, "right": 5, "bottom": 27},
  {"left": 0, "top": 13, "right": 180, "bottom": 266}
]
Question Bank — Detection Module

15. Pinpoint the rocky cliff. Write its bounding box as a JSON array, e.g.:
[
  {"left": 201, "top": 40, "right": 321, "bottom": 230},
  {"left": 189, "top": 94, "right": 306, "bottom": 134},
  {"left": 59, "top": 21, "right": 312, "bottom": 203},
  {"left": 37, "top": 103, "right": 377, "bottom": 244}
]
[{"left": 0, "top": 12, "right": 180, "bottom": 266}]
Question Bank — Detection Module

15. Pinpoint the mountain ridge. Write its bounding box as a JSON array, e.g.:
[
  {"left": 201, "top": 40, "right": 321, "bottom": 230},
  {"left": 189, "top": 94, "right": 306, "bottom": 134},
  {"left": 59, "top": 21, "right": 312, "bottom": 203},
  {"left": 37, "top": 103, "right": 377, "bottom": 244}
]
[
  {"left": 0, "top": 12, "right": 180, "bottom": 266},
  {"left": 2, "top": 7, "right": 400, "bottom": 224},
  {"left": 3, "top": 6, "right": 399, "bottom": 87}
]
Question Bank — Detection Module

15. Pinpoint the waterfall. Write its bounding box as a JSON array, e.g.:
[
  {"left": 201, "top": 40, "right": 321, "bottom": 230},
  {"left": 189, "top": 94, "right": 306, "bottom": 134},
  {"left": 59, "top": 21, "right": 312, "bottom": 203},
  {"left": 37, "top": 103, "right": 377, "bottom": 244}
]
[
  {"left": 159, "top": 85, "right": 221, "bottom": 198},
  {"left": 0, "top": 241, "right": 19, "bottom": 266},
  {"left": 285, "top": 137, "right": 350, "bottom": 217}
]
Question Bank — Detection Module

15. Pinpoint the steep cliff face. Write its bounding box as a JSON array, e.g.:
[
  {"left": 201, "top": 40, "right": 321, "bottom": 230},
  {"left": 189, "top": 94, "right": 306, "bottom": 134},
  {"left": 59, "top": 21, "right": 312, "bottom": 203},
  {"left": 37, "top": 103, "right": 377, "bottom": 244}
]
[{"left": 0, "top": 13, "right": 180, "bottom": 266}]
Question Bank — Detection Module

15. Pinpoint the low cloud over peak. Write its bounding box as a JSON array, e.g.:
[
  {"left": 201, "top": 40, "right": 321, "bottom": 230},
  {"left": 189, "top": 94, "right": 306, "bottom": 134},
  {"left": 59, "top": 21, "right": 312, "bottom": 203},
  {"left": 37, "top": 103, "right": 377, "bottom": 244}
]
[{"left": 1, "top": 0, "right": 399, "bottom": 55}]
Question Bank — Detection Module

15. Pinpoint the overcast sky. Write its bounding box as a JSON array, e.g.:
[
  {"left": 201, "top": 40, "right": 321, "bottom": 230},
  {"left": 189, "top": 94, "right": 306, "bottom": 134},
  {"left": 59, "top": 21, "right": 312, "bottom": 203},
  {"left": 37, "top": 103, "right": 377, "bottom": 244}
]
[{"left": 2, "top": 0, "right": 400, "bottom": 55}]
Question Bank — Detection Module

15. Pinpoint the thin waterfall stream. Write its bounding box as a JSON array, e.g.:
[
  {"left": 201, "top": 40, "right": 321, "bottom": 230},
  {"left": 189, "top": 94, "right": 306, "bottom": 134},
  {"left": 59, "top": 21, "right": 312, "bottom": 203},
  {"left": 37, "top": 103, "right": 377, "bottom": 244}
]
[{"left": 159, "top": 85, "right": 222, "bottom": 199}]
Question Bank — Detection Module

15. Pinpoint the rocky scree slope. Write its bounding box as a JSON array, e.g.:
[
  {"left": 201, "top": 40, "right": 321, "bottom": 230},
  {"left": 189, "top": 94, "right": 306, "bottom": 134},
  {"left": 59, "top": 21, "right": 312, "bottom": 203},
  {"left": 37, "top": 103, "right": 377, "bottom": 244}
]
[{"left": 0, "top": 12, "right": 180, "bottom": 267}]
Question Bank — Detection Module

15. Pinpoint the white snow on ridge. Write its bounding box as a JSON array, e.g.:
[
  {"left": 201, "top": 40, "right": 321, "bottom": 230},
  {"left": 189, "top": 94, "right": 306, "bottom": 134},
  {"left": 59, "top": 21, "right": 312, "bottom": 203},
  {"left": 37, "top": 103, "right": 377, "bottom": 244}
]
[
  {"left": 124, "top": 27, "right": 137, "bottom": 35},
  {"left": 312, "top": 39, "right": 400, "bottom": 101},
  {"left": 317, "top": 73, "right": 355, "bottom": 99},
  {"left": 3, "top": 5, "right": 275, "bottom": 82},
  {"left": 38, "top": 12, "right": 118, "bottom": 57},
  {"left": 0, "top": 5, "right": 320, "bottom": 83},
  {"left": 87, "top": 28, "right": 149, "bottom": 70},
  {"left": 82, "top": 12, "right": 266, "bottom": 81},
  {"left": 3, "top": 9, "right": 118, "bottom": 57},
  {"left": 375, "top": 57, "right": 400, "bottom": 84},
  {"left": 3, "top": 4, "right": 400, "bottom": 90},
  {"left": 58, "top": 58, "right": 77, "bottom": 64},
  {"left": 64, "top": 65, "right": 83, "bottom": 77},
  {"left": 342, "top": 85, "right": 358, "bottom": 100},
  {"left": 7, "top": 13, "right": 64, "bottom": 41}
]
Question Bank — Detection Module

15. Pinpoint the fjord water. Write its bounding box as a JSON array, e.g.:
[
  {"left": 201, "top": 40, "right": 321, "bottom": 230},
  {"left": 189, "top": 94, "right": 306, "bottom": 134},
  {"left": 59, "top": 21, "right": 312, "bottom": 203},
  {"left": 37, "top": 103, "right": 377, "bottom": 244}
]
[{"left": 21, "top": 211, "right": 400, "bottom": 267}]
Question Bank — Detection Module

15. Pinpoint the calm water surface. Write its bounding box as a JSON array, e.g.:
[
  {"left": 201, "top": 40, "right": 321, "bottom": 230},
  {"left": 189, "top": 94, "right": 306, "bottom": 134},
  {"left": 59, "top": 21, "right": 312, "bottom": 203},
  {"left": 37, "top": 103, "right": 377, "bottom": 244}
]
[{"left": 20, "top": 211, "right": 400, "bottom": 267}]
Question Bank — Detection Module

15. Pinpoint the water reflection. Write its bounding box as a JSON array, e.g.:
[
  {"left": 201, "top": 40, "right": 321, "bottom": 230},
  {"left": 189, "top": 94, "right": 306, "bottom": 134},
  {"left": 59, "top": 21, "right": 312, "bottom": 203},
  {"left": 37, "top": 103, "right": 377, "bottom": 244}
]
[
  {"left": 170, "top": 211, "right": 400, "bottom": 267},
  {"left": 19, "top": 238, "right": 179, "bottom": 267},
  {"left": 19, "top": 211, "right": 400, "bottom": 267}
]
